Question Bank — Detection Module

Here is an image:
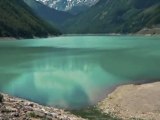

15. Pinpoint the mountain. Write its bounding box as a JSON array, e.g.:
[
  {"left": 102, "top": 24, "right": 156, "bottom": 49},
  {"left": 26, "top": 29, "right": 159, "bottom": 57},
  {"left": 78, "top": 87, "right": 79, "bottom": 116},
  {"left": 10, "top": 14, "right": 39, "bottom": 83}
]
[
  {"left": 63, "top": 0, "right": 160, "bottom": 34},
  {"left": 36, "top": 0, "right": 99, "bottom": 14},
  {"left": 0, "top": 0, "right": 61, "bottom": 38},
  {"left": 24, "top": 0, "right": 73, "bottom": 29}
]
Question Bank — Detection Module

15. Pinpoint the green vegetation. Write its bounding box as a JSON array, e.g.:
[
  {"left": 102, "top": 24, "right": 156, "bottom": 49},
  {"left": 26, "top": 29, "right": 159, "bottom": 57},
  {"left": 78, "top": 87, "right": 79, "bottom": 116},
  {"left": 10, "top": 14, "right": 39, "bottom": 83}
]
[
  {"left": 28, "top": 112, "right": 37, "bottom": 118},
  {"left": 63, "top": 0, "right": 160, "bottom": 34},
  {"left": 0, "top": 0, "right": 61, "bottom": 38},
  {"left": 71, "top": 107, "right": 121, "bottom": 120}
]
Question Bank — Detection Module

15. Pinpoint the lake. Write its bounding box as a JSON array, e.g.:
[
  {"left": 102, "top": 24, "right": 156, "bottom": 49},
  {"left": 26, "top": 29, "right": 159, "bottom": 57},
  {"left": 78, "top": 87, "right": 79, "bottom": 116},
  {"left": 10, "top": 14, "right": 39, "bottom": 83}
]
[{"left": 0, "top": 35, "right": 160, "bottom": 109}]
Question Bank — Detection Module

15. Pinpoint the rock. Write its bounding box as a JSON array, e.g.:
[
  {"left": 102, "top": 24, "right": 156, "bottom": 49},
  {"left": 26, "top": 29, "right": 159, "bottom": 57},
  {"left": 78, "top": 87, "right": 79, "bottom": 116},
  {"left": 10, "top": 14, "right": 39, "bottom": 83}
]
[
  {"left": 34, "top": 111, "right": 46, "bottom": 118},
  {"left": 46, "top": 115, "right": 53, "bottom": 120},
  {"left": 24, "top": 102, "right": 34, "bottom": 107},
  {"left": 24, "top": 106, "right": 33, "bottom": 111},
  {"left": 51, "top": 113, "right": 58, "bottom": 118},
  {"left": 27, "top": 111, "right": 46, "bottom": 118},
  {"left": 0, "top": 106, "right": 6, "bottom": 112},
  {"left": 0, "top": 93, "right": 85, "bottom": 120},
  {"left": 11, "top": 112, "right": 19, "bottom": 117},
  {"left": 5, "top": 106, "right": 17, "bottom": 112},
  {"left": 0, "top": 94, "right": 3, "bottom": 103}
]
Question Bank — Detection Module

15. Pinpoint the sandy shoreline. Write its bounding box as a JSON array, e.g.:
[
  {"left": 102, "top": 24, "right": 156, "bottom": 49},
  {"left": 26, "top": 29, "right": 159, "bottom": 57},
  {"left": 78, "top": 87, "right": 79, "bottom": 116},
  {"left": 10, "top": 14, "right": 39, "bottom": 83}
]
[{"left": 97, "top": 82, "right": 160, "bottom": 120}]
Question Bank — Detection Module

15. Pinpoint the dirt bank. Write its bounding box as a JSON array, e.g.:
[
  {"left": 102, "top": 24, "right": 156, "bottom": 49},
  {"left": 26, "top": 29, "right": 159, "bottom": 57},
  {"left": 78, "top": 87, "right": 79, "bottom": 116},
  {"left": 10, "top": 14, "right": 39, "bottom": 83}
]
[{"left": 97, "top": 82, "right": 160, "bottom": 120}]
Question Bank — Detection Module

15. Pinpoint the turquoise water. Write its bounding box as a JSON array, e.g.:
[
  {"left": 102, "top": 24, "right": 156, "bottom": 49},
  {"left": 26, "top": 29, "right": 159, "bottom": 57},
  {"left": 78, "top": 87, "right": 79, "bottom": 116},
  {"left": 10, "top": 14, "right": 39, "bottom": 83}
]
[{"left": 0, "top": 35, "right": 160, "bottom": 109}]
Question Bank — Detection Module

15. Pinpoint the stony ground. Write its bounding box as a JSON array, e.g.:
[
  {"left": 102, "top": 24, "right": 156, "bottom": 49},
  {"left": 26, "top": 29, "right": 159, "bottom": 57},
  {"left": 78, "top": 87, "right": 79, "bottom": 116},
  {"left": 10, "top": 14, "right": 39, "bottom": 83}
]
[
  {"left": 97, "top": 82, "right": 160, "bottom": 120},
  {"left": 0, "top": 93, "right": 85, "bottom": 120}
]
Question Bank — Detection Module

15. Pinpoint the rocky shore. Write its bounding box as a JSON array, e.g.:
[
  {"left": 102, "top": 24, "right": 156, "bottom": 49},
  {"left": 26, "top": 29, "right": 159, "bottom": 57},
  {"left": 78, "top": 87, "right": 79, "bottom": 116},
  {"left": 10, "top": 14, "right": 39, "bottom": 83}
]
[
  {"left": 137, "top": 27, "right": 160, "bottom": 35},
  {"left": 97, "top": 82, "right": 160, "bottom": 120},
  {"left": 0, "top": 93, "right": 84, "bottom": 120},
  {"left": 2, "top": 82, "right": 160, "bottom": 120}
]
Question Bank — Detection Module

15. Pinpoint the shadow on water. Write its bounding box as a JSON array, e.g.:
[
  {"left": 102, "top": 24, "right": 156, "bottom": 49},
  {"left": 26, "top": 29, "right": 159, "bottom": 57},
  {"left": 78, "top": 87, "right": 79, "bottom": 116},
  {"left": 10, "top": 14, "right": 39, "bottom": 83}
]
[{"left": 99, "top": 48, "right": 160, "bottom": 82}]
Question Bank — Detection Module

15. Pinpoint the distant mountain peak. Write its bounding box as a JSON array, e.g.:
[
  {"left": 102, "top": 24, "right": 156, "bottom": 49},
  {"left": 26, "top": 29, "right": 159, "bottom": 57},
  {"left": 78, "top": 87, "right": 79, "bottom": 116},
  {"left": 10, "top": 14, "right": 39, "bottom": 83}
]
[{"left": 36, "top": 0, "right": 99, "bottom": 12}]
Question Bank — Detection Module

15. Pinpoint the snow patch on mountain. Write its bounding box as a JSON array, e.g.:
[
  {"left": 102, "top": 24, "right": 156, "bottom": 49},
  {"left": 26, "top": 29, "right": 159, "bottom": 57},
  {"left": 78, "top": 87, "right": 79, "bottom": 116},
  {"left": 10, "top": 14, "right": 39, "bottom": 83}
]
[{"left": 36, "top": 0, "right": 99, "bottom": 11}]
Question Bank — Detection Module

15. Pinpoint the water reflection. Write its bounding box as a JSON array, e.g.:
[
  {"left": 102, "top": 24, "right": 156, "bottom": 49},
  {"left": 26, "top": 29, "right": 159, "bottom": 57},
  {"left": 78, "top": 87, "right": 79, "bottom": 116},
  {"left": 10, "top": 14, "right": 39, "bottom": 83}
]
[
  {"left": 0, "top": 36, "right": 160, "bottom": 109},
  {"left": 0, "top": 48, "right": 123, "bottom": 108}
]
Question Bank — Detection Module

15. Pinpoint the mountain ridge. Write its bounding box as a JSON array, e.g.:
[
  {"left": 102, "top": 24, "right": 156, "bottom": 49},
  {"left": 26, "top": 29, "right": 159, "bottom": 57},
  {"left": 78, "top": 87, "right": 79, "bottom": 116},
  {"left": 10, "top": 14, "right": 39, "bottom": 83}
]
[
  {"left": 24, "top": 0, "right": 73, "bottom": 30},
  {"left": 0, "top": 0, "right": 61, "bottom": 38},
  {"left": 62, "top": 0, "right": 160, "bottom": 34},
  {"left": 36, "top": 0, "right": 99, "bottom": 14}
]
